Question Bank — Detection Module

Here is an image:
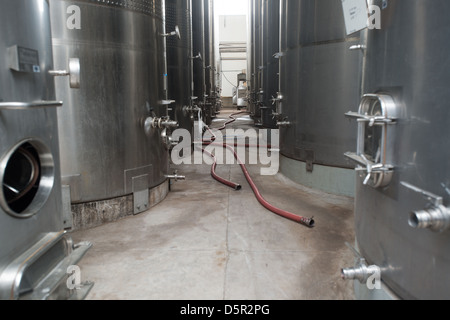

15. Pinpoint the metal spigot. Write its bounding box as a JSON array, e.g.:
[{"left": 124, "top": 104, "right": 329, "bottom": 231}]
[
  {"left": 277, "top": 118, "right": 291, "bottom": 128},
  {"left": 146, "top": 116, "right": 179, "bottom": 130},
  {"left": 401, "top": 182, "right": 450, "bottom": 232},
  {"left": 349, "top": 44, "right": 366, "bottom": 52},
  {"left": 341, "top": 243, "right": 382, "bottom": 289},
  {"left": 49, "top": 58, "right": 80, "bottom": 89},
  {"left": 161, "top": 25, "right": 181, "bottom": 39},
  {"left": 165, "top": 171, "right": 186, "bottom": 182},
  {"left": 341, "top": 258, "right": 381, "bottom": 285},
  {"left": 190, "top": 52, "right": 202, "bottom": 60},
  {"left": 410, "top": 206, "right": 450, "bottom": 232}
]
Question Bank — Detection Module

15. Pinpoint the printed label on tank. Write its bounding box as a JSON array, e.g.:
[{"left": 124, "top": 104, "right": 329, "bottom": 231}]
[
  {"left": 341, "top": 0, "right": 369, "bottom": 35},
  {"left": 8, "top": 46, "right": 40, "bottom": 73}
]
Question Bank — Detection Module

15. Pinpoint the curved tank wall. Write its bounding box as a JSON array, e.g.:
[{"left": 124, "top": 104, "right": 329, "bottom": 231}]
[
  {"left": 260, "top": 0, "right": 280, "bottom": 129},
  {"left": 248, "top": 0, "right": 263, "bottom": 122},
  {"left": 203, "top": 0, "right": 214, "bottom": 122},
  {"left": 348, "top": 0, "right": 450, "bottom": 300},
  {"left": 204, "top": 0, "right": 216, "bottom": 101},
  {"left": 49, "top": 0, "right": 170, "bottom": 228},
  {"left": 0, "top": 0, "right": 62, "bottom": 267},
  {"left": 247, "top": 0, "right": 255, "bottom": 116},
  {"left": 0, "top": 0, "right": 92, "bottom": 299},
  {"left": 278, "top": 0, "right": 361, "bottom": 197},
  {"left": 192, "top": 0, "right": 206, "bottom": 118},
  {"left": 165, "top": 0, "right": 194, "bottom": 134}
]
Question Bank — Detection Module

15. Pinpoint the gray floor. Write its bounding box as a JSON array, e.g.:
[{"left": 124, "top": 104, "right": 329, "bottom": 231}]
[{"left": 71, "top": 110, "right": 356, "bottom": 300}]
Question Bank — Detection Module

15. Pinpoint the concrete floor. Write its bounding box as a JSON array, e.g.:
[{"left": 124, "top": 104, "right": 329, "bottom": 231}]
[{"left": 71, "top": 109, "right": 356, "bottom": 300}]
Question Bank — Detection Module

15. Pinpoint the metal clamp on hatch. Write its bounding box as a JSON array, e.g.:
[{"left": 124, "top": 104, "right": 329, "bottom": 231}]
[
  {"left": 344, "top": 94, "right": 400, "bottom": 188},
  {"left": 271, "top": 92, "right": 290, "bottom": 128}
]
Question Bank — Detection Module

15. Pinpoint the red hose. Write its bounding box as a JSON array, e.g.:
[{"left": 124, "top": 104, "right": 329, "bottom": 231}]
[
  {"left": 200, "top": 111, "right": 315, "bottom": 228},
  {"left": 202, "top": 148, "right": 242, "bottom": 191},
  {"left": 215, "top": 111, "right": 249, "bottom": 131},
  {"left": 208, "top": 142, "right": 315, "bottom": 228}
]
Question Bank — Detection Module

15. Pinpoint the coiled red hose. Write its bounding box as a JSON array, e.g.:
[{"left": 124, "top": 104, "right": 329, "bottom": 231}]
[{"left": 200, "top": 112, "right": 315, "bottom": 228}]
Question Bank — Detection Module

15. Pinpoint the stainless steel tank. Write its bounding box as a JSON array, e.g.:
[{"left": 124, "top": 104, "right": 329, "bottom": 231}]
[
  {"left": 49, "top": 0, "right": 170, "bottom": 230},
  {"left": 252, "top": 0, "right": 263, "bottom": 122},
  {"left": 0, "top": 0, "right": 91, "bottom": 299},
  {"left": 260, "top": 0, "right": 280, "bottom": 129},
  {"left": 343, "top": 0, "right": 450, "bottom": 300},
  {"left": 278, "top": 0, "right": 361, "bottom": 196},
  {"left": 203, "top": 0, "right": 217, "bottom": 123},
  {"left": 204, "top": 0, "right": 216, "bottom": 99},
  {"left": 192, "top": 0, "right": 207, "bottom": 121},
  {"left": 247, "top": 0, "right": 255, "bottom": 115},
  {"left": 165, "top": 0, "right": 194, "bottom": 134}
]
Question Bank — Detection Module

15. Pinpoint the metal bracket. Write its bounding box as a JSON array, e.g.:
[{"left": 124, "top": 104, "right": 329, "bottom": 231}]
[
  {"left": 132, "top": 174, "right": 149, "bottom": 215},
  {"left": 401, "top": 182, "right": 443, "bottom": 207}
]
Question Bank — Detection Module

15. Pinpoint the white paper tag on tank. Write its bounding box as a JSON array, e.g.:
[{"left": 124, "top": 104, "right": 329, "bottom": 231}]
[{"left": 341, "top": 0, "right": 369, "bottom": 35}]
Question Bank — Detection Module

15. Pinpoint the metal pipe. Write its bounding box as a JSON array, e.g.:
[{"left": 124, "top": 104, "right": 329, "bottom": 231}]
[
  {"left": 409, "top": 206, "right": 450, "bottom": 232},
  {"left": 165, "top": 172, "right": 186, "bottom": 182},
  {"left": 341, "top": 263, "right": 381, "bottom": 284},
  {"left": 276, "top": 120, "right": 291, "bottom": 127},
  {"left": 220, "top": 57, "right": 248, "bottom": 61}
]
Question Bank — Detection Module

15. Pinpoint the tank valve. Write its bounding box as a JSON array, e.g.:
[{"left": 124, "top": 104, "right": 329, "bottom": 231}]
[
  {"left": 165, "top": 171, "right": 186, "bottom": 182},
  {"left": 183, "top": 105, "right": 201, "bottom": 117},
  {"left": 271, "top": 92, "right": 285, "bottom": 123},
  {"left": 146, "top": 116, "right": 179, "bottom": 130},
  {"left": 410, "top": 206, "right": 450, "bottom": 233},
  {"left": 277, "top": 119, "right": 291, "bottom": 128},
  {"left": 145, "top": 116, "right": 179, "bottom": 149},
  {"left": 349, "top": 44, "right": 366, "bottom": 52},
  {"left": 49, "top": 58, "right": 80, "bottom": 89},
  {"left": 190, "top": 52, "right": 202, "bottom": 61},
  {"left": 161, "top": 25, "right": 181, "bottom": 39},
  {"left": 401, "top": 182, "right": 450, "bottom": 232},
  {"left": 341, "top": 259, "right": 381, "bottom": 285},
  {"left": 160, "top": 128, "right": 180, "bottom": 149}
]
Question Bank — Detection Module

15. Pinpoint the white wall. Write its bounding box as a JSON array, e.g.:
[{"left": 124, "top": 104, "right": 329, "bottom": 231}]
[{"left": 218, "top": 15, "right": 248, "bottom": 97}]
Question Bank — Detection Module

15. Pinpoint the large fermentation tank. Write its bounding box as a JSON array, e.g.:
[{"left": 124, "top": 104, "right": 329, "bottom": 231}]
[
  {"left": 246, "top": 0, "right": 255, "bottom": 114},
  {"left": 278, "top": 0, "right": 361, "bottom": 196},
  {"left": 343, "top": 0, "right": 450, "bottom": 300},
  {"left": 260, "top": 0, "right": 280, "bottom": 129},
  {"left": 203, "top": 0, "right": 217, "bottom": 123},
  {"left": 165, "top": 0, "right": 194, "bottom": 134},
  {"left": 50, "top": 0, "right": 170, "bottom": 230},
  {"left": 0, "top": 0, "right": 91, "bottom": 299},
  {"left": 192, "top": 0, "right": 206, "bottom": 120},
  {"left": 251, "top": 0, "right": 263, "bottom": 122},
  {"left": 204, "top": 0, "right": 216, "bottom": 101}
]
